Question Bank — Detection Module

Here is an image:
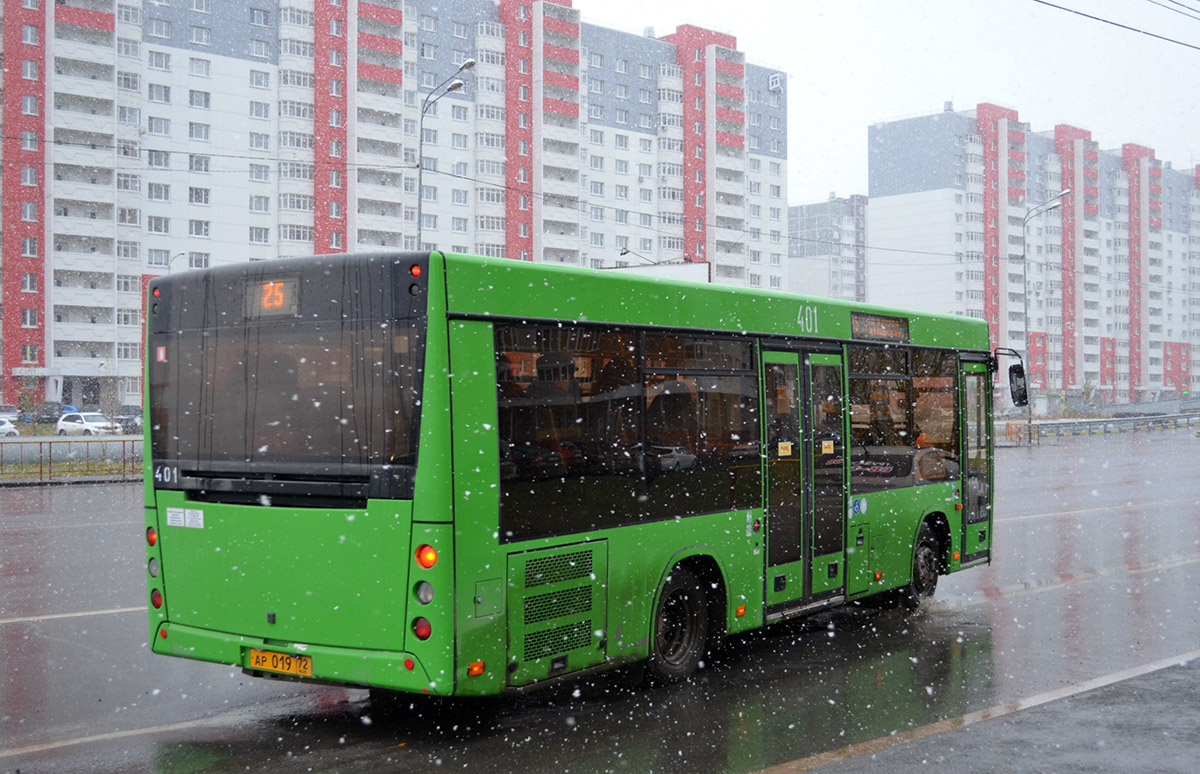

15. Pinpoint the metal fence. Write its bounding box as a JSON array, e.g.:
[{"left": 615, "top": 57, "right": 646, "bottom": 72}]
[
  {"left": 999, "top": 413, "right": 1200, "bottom": 446},
  {"left": 0, "top": 437, "right": 143, "bottom": 484}
]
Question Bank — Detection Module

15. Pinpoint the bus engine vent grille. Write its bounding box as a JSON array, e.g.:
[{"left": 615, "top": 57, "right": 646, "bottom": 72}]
[
  {"left": 524, "top": 586, "right": 592, "bottom": 626},
  {"left": 525, "top": 550, "right": 593, "bottom": 588},
  {"left": 524, "top": 620, "right": 593, "bottom": 660}
]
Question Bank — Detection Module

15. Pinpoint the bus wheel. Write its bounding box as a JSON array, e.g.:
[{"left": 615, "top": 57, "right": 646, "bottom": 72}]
[
  {"left": 647, "top": 566, "right": 709, "bottom": 683},
  {"left": 901, "top": 522, "right": 940, "bottom": 611}
]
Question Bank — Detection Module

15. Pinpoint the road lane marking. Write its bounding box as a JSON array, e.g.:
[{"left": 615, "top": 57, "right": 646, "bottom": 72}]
[
  {"left": 756, "top": 647, "right": 1200, "bottom": 773},
  {"left": 940, "top": 553, "right": 1200, "bottom": 609},
  {"left": 0, "top": 606, "right": 146, "bottom": 625},
  {"left": 0, "top": 519, "right": 141, "bottom": 531},
  {"left": 995, "top": 495, "right": 1200, "bottom": 522},
  {"left": 0, "top": 715, "right": 235, "bottom": 759}
]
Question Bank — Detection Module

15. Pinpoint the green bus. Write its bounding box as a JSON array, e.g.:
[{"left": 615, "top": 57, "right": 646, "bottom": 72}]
[{"left": 144, "top": 251, "right": 1015, "bottom": 695}]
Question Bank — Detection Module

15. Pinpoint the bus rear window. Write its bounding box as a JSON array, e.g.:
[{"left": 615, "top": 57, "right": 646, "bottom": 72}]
[{"left": 147, "top": 254, "right": 427, "bottom": 503}]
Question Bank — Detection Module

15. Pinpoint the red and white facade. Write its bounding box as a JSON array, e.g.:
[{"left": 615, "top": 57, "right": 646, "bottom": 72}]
[
  {"left": 868, "top": 102, "right": 1199, "bottom": 407},
  {"left": 0, "top": 0, "right": 788, "bottom": 408}
]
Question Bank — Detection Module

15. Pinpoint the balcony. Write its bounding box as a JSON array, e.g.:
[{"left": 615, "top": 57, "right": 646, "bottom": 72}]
[
  {"left": 542, "top": 231, "right": 580, "bottom": 252},
  {"left": 53, "top": 286, "right": 115, "bottom": 308},
  {"left": 51, "top": 323, "right": 115, "bottom": 344}
]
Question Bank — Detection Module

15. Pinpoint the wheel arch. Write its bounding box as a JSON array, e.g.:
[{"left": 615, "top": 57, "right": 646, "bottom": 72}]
[
  {"left": 917, "top": 510, "right": 952, "bottom": 574},
  {"left": 651, "top": 548, "right": 729, "bottom": 643}
]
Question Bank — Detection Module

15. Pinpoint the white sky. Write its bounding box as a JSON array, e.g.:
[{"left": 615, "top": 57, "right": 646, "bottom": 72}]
[{"left": 571, "top": 0, "right": 1200, "bottom": 204}]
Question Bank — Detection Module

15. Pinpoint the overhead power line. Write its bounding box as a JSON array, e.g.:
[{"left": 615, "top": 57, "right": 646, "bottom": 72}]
[{"left": 1031, "top": 0, "right": 1200, "bottom": 52}]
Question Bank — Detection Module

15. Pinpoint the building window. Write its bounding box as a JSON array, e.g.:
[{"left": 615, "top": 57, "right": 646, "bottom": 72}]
[
  {"left": 22, "top": 273, "right": 38, "bottom": 293},
  {"left": 250, "top": 227, "right": 269, "bottom": 244},
  {"left": 148, "top": 51, "right": 170, "bottom": 70},
  {"left": 21, "top": 96, "right": 38, "bottom": 116},
  {"left": 21, "top": 345, "right": 38, "bottom": 365},
  {"left": 22, "top": 24, "right": 38, "bottom": 45},
  {"left": 21, "top": 237, "right": 38, "bottom": 257},
  {"left": 189, "top": 90, "right": 211, "bottom": 108},
  {"left": 190, "top": 26, "right": 210, "bottom": 45}
]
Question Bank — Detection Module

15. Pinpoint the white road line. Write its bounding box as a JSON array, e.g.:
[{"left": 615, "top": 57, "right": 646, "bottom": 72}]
[
  {"left": 0, "top": 606, "right": 146, "bottom": 625},
  {"left": 995, "top": 495, "right": 1200, "bottom": 522},
  {"left": 0, "top": 519, "right": 141, "bottom": 531},
  {"left": 0, "top": 714, "right": 235, "bottom": 759},
  {"left": 756, "top": 647, "right": 1200, "bottom": 773}
]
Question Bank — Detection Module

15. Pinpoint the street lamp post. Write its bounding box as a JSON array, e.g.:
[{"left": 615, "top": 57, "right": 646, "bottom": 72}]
[
  {"left": 618, "top": 246, "right": 654, "bottom": 264},
  {"left": 166, "top": 251, "right": 189, "bottom": 274},
  {"left": 416, "top": 59, "right": 475, "bottom": 249},
  {"left": 1021, "top": 188, "right": 1071, "bottom": 444}
]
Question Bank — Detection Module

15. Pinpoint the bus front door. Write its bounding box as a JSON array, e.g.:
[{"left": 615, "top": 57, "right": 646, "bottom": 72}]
[
  {"left": 763, "top": 351, "right": 848, "bottom": 619},
  {"left": 961, "top": 364, "right": 992, "bottom": 564}
]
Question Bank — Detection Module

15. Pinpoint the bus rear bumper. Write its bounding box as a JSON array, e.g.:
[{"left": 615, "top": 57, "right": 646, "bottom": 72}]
[{"left": 151, "top": 621, "right": 440, "bottom": 694}]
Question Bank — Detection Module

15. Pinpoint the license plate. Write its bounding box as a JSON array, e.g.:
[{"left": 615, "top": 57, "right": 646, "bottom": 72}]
[{"left": 248, "top": 648, "right": 312, "bottom": 678}]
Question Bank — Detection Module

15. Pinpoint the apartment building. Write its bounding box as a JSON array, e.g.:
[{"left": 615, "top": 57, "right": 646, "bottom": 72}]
[
  {"left": 787, "top": 194, "right": 866, "bottom": 301},
  {"left": 867, "top": 102, "right": 1199, "bottom": 406},
  {"left": 0, "top": 0, "right": 788, "bottom": 408}
]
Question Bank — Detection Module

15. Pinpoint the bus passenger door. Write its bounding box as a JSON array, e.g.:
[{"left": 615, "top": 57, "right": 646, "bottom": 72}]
[
  {"left": 807, "top": 354, "right": 847, "bottom": 599},
  {"left": 763, "top": 350, "right": 848, "bottom": 618},
  {"left": 960, "top": 364, "right": 992, "bottom": 564},
  {"left": 764, "top": 353, "right": 806, "bottom": 613}
]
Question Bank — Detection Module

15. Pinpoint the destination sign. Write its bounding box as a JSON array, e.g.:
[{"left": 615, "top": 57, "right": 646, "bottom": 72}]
[{"left": 851, "top": 312, "right": 909, "bottom": 343}]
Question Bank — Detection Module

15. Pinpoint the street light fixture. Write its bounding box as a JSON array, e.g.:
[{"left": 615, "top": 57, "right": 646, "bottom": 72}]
[
  {"left": 1021, "top": 188, "right": 1071, "bottom": 444},
  {"left": 618, "top": 246, "right": 655, "bottom": 264},
  {"left": 166, "top": 251, "right": 189, "bottom": 274},
  {"left": 416, "top": 59, "right": 475, "bottom": 248}
]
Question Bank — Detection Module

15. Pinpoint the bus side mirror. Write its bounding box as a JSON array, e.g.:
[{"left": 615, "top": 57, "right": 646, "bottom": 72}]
[{"left": 1008, "top": 364, "right": 1029, "bottom": 407}]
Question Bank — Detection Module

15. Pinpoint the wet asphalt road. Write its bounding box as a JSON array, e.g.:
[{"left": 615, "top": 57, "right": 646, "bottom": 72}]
[{"left": 2, "top": 429, "right": 1199, "bottom": 773}]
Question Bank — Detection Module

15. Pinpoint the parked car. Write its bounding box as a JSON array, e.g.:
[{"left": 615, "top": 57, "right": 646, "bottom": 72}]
[
  {"left": 0, "top": 405, "right": 20, "bottom": 422},
  {"left": 115, "top": 405, "right": 144, "bottom": 434},
  {"left": 0, "top": 418, "right": 19, "bottom": 437},
  {"left": 28, "top": 402, "right": 69, "bottom": 424},
  {"left": 56, "top": 412, "right": 120, "bottom": 436}
]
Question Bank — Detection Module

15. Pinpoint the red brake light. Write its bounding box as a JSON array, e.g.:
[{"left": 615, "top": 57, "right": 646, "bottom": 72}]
[
  {"left": 415, "top": 545, "right": 437, "bottom": 569},
  {"left": 410, "top": 264, "right": 422, "bottom": 277},
  {"left": 150, "top": 589, "right": 163, "bottom": 609},
  {"left": 412, "top": 617, "right": 432, "bottom": 640},
  {"left": 146, "top": 527, "right": 158, "bottom": 547}
]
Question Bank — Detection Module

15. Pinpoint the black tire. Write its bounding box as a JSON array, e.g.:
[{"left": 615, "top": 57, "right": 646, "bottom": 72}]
[
  {"left": 901, "top": 522, "right": 941, "bottom": 611},
  {"left": 58, "top": 430, "right": 66, "bottom": 436},
  {"left": 647, "top": 566, "right": 709, "bottom": 683}
]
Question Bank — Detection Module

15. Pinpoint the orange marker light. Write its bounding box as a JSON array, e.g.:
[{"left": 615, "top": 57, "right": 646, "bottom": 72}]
[
  {"left": 735, "top": 605, "right": 746, "bottom": 618},
  {"left": 410, "top": 264, "right": 423, "bottom": 277},
  {"left": 874, "top": 571, "right": 883, "bottom": 582},
  {"left": 415, "top": 545, "right": 437, "bottom": 569},
  {"left": 468, "top": 661, "right": 485, "bottom": 677},
  {"left": 953, "top": 551, "right": 961, "bottom": 561},
  {"left": 146, "top": 526, "right": 158, "bottom": 547}
]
